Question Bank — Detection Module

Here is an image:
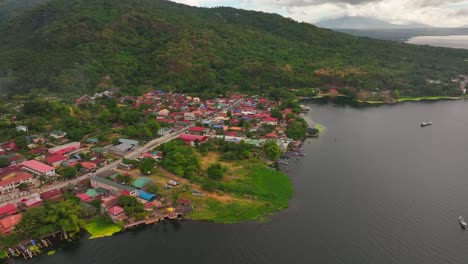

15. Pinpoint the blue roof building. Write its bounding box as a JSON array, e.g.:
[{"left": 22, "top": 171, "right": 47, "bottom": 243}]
[{"left": 137, "top": 190, "right": 156, "bottom": 201}]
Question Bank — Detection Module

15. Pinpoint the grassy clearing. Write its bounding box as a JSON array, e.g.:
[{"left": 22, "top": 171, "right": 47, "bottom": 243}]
[
  {"left": 84, "top": 217, "right": 122, "bottom": 239},
  {"left": 188, "top": 162, "right": 293, "bottom": 223},
  {"left": 398, "top": 96, "right": 461, "bottom": 102}
]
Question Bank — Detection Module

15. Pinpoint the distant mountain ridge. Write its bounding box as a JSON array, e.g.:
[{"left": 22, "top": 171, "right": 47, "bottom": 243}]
[
  {"left": 317, "top": 16, "right": 431, "bottom": 29},
  {"left": 0, "top": 0, "right": 466, "bottom": 97},
  {"left": 0, "top": 0, "right": 47, "bottom": 23}
]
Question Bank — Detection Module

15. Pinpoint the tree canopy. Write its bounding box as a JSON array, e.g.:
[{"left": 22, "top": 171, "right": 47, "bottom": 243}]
[{"left": 0, "top": 0, "right": 466, "bottom": 97}]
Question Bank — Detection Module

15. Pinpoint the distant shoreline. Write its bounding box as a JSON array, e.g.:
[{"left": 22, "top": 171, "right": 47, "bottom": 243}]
[
  {"left": 309, "top": 94, "right": 463, "bottom": 105},
  {"left": 406, "top": 35, "right": 468, "bottom": 50}
]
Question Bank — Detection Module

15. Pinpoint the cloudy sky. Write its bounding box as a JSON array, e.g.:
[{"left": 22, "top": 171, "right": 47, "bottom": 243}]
[{"left": 172, "top": 0, "right": 468, "bottom": 27}]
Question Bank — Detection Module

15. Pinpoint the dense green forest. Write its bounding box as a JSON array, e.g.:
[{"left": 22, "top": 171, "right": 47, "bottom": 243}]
[{"left": 0, "top": 0, "right": 467, "bottom": 96}]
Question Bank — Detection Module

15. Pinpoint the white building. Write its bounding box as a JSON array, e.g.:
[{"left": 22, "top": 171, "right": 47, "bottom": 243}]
[
  {"left": 157, "top": 127, "right": 174, "bottom": 136},
  {"left": 184, "top": 112, "right": 196, "bottom": 121},
  {"left": 0, "top": 174, "right": 33, "bottom": 194},
  {"left": 21, "top": 160, "right": 56, "bottom": 177}
]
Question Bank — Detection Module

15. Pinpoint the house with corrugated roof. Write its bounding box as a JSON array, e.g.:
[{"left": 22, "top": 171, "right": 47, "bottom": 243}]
[{"left": 90, "top": 177, "right": 138, "bottom": 197}]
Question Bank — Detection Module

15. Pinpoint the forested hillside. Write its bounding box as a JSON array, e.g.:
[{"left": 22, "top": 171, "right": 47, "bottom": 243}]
[{"left": 0, "top": 0, "right": 467, "bottom": 96}]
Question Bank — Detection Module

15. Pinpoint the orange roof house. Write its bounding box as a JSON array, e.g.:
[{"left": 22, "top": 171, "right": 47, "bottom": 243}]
[{"left": 0, "top": 214, "right": 22, "bottom": 235}]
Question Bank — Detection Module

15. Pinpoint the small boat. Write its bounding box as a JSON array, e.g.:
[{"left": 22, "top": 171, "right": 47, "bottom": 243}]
[
  {"left": 421, "top": 122, "right": 433, "bottom": 127},
  {"left": 459, "top": 216, "right": 467, "bottom": 229}
]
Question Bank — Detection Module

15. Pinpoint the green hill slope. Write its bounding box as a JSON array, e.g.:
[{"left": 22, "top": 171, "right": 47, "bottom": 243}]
[{"left": 0, "top": 0, "right": 467, "bottom": 96}]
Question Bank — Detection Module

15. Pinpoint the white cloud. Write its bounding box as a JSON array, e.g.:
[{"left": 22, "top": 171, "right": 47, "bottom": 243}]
[{"left": 172, "top": 0, "right": 468, "bottom": 27}]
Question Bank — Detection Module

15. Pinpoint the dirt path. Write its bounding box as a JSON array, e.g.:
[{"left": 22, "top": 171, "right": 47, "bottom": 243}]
[{"left": 158, "top": 168, "right": 248, "bottom": 203}]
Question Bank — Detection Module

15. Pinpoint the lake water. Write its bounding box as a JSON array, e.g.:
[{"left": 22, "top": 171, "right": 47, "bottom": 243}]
[
  {"left": 8, "top": 100, "right": 468, "bottom": 264},
  {"left": 407, "top": 35, "right": 468, "bottom": 49}
]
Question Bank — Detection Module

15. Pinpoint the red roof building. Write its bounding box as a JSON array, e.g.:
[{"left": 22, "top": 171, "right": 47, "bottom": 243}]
[
  {"left": 0, "top": 214, "right": 22, "bottom": 235},
  {"left": 266, "top": 133, "right": 278, "bottom": 138},
  {"left": 0, "top": 204, "right": 18, "bottom": 218},
  {"left": 21, "top": 160, "right": 56, "bottom": 177},
  {"left": 40, "top": 189, "right": 62, "bottom": 201},
  {"left": 45, "top": 155, "right": 67, "bottom": 167},
  {"left": 23, "top": 197, "right": 43, "bottom": 209},
  {"left": 48, "top": 142, "right": 81, "bottom": 155},
  {"left": 80, "top": 162, "right": 97, "bottom": 171},
  {"left": 178, "top": 134, "right": 208, "bottom": 147},
  {"left": 76, "top": 193, "right": 92, "bottom": 203},
  {"left": 189, "top": 126, "right": 205, "bottom": 132},
  {"left": 108, "top": 205, "right": 124, "bottom": 216}
]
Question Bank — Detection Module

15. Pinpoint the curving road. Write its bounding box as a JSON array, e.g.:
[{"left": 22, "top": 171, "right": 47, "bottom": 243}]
[{"left": 0, "top": 99, "right": 243, "bottom": 206}]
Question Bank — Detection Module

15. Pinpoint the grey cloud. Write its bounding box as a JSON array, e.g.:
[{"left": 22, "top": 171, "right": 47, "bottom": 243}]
[{"left": 269, "top": 0, "right": 467, "bottom": 7}]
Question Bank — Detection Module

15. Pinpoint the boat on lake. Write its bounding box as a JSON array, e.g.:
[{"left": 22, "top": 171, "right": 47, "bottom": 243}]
[
  {"left": 459, "top": 216, "right": 466, "bottom": 229},
  {"left": 421, "top": 122, "right": 432, "bottom": 127}
]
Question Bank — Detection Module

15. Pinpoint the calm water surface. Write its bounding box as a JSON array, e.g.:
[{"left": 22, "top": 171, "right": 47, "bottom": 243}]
[
  {"left": 10, "top": 100, "right": 468, "bottom": 264},
  {"left": 407, "top": 35, "right": 468, "bottom": 49}
]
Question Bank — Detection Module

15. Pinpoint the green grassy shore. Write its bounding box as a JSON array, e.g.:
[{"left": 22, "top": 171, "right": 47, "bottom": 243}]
[{"left": 84, "top": 217, "right": 123, "bottom": 239}]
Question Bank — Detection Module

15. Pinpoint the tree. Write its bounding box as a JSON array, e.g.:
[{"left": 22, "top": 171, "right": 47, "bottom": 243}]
[
  {"left": 61, "top": 166, "right": 77, "bottom": 179},
  {"left": 207, "top": 163, "right": 224, "bottom": 180},
  {"left": 118, "top": 196, "right": 145, "bottom": 217},
  {"left": 115, "top": 174, "right": 133, "bottom": 185},
  {"left": 286, "top": 119, "right": 308, "bottom": 140},
  {"left": 270, "top": 109, "right": 282, "bottom": 120},
  {"left": 227, "top": 110, "right": 232, "bottom": 118},
  {"left": 0, "top": 157, "right": 8, "bottom": 168},
  {"left": 146, "top": 184, "right": 159, "bottom": 194},
  {"left": 139, "top": 158, "right": 155, "bottom": 175},
  {"left": 14, "top": 136, "right": 28, "bottom": 149},
  {"left": 263, "top": 140, "right": 282, "bottom": 161},
  {"left": 18, "top": 183, "right": 29, "bottom": 191}
]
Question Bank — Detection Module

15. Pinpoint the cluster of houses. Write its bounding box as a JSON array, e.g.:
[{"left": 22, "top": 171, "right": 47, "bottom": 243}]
[
  {"left": 169, "top": 96, "right": 299, "bottom": 151},
  {"left": 0, "top": 164, "right": 193, "bottom": 235},
  {"left": 0, "top": 140, "right": 111, "bottom": 198},
  {"left": 0, "top": 89, "right": 313, "bottom": 235},
  {"left": 0, "top": 189, "right": 62, "bottom": 235}
]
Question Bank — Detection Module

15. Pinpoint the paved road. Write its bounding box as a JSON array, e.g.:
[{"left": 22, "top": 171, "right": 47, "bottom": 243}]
[{"left": 0, "top": 126, "right": 193, "bottom": 206}]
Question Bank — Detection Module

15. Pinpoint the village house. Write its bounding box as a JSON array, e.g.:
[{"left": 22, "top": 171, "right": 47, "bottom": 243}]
[
  {"left": 109, "top": 143, "right": 135, "bottom": 156},
  {"left": 16, "top": 125, "right": 28, "bottom": 133},
  {"left": 50, "top": 130, "right": 67, "bottom": 139},
  {"left": 48, "top": 142, "right": 81, "bottom": 155},
  {"left": 21, "top": 196, "right": 43, "bottom": 209},
  {"left": 108, "top": 205, "right": 127, "bottom": 222},
  {"left": 76, "top": 193, "right": 93, "bottom": 203},
  {"left": 188, "top": 126, "right": 207, "bottom": 135},
  {"left": 80, "top": 161, "right": 97, "bottom": 173},
  {"left": 263, "top": 117, "right": 278, "bottom": 126},
  {"left": 157, "top": 127, "right": 174, "bottom": 136},
  {"left": 0, "top": 204, "right": 18, "bottom": 218},
  {"left": 158, "top": 109, "right": 170, "bottom": 116},
  {"left": 178, "top": 134, "right": 208, "bottom": 147},
  {"left": 90, "top": 176, "right": 138, "bottom": 196},
  {"left": 45, "top": 154, "right": 67, "bottom": 167},
  {"left": 184, "top": 112, "right": 196, "bottom": 121},
  {"left": 21, "top": 160, "right": 56, "bottom": 177},
  {"left": 0, "top": 214, "right": 22, "bottom": 235},
  {"left": 40, "top": 189, "right": 62, "bottom": 202},
  {"left": 0, "top": 173, "right": 33, "bottom": 194}
]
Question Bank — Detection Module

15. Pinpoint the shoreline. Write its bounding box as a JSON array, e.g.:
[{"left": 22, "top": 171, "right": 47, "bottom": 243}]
[{"left": 311, "top": 94, "right": 464, "bottom": 105}]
